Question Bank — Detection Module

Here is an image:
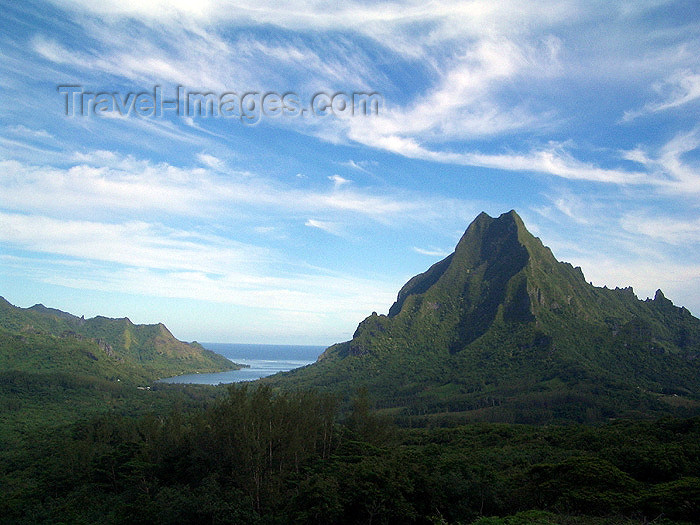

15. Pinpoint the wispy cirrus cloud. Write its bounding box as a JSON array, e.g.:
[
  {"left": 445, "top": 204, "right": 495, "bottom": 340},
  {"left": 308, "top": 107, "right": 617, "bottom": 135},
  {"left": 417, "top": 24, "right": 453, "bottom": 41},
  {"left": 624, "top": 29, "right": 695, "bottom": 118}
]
[
  {"left": 623, "top": 69, "right": 700, "bottom": 122},
  {"left": 5, "top": 125, "right": 54, "bottom": 139},
  {"left": 27, "top": 0, "right": 699, "bottom": 193},
  {"left": 0, "top": 150, "right": 476, "bottom": 225},
  {"left": 0, "top": 212, "right": 397, "bottom": 319},
  {"left": 30, "top": 1, "right": 566, "bottom": 158},
  {"left": 196, "top": 153, "right": 226, "bottom": 170},
  {"left": 328, "top": 174, "right": 350, "bottom": 187},
  {"left": 305, "top": 219, "right": 345, "bottom": 237},
  {"left": 339, "top": 134, "right": 653, "bottom": 185},
  {"left": 31, "top": 31, "right": 248, "bottom": 91},
  {"left": 620, "top": 214, "right": 700, "bottom": 245},
  {"left": 344, "top": 37, "right": 561, "bottom": 141},
  {"left": 622, "top": 128, "right": 700, "bottom": 194},
  {"left": 41, "top": 0, "right": 584, "bottom": 58},
  {"left": 413, "top": 246, "right": 451, "bottom": 257},
  {"left": 31, "top": 17, "right": 380, "bottom": 93},
  {"left": 0, "top": 211, "right": 266, "bottom": 274},
  {"left": 340, "top": 159, "right": 377, "bottom": 174}
]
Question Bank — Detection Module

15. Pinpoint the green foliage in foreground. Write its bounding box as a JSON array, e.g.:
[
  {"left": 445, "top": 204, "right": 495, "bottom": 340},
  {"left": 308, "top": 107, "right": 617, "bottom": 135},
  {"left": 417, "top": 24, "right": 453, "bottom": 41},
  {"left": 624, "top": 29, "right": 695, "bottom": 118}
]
[
  {"left": 2, "top": 385, "right": 698, "bottom": 524},
  {"left": 0, "top": 370, "right": 224, "bottom": 452}
]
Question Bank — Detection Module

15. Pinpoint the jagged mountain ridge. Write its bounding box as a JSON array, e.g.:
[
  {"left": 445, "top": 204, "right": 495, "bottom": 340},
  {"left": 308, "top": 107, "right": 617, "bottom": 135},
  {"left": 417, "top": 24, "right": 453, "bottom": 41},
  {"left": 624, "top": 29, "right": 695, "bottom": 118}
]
[
  {"left": 268, "top": 211, "right": 700, "bottom": 423},
  {"left": 0, "top": 297, "right": 237, "bottom": 382}
]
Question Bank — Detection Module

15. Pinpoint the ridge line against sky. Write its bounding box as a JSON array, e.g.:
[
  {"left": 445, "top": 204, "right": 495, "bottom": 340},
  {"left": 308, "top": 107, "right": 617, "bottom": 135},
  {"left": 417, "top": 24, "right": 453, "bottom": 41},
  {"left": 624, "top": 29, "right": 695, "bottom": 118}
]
[{"left": 1, "top": 0, "right": 699, "bottom": 344}]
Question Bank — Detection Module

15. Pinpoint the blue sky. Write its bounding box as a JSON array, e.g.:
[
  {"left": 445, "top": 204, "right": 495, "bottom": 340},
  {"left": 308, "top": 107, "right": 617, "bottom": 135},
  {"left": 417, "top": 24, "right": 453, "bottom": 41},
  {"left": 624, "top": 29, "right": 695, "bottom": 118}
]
[{"left": 1, "top": 0, "right": 699, "bottom": 345}]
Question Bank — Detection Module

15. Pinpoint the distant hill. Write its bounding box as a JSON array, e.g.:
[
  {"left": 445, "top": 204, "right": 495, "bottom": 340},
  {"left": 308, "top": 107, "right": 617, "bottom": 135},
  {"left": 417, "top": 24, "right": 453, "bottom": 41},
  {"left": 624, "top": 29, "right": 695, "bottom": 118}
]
[
  {"left": 268, "top": 211, "right": 700, "bottom": 423},
  {"left": 0, "top": 297, "right": 237, "bottom": 383}
]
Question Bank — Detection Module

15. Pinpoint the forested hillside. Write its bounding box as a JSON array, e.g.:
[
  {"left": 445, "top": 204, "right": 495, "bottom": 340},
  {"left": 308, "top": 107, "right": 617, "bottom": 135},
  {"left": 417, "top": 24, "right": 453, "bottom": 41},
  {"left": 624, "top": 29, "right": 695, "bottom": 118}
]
[
  {"left": 268, "top": 211, "right": 700, "bottom": 424},
  {"left": 0, "top": 297, "right": 237, "bottom": 383}
]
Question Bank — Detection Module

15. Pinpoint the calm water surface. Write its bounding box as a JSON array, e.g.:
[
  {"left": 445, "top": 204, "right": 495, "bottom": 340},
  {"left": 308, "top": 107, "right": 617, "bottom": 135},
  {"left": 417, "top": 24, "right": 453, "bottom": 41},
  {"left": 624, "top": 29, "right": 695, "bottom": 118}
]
[{"left": 158, "top": 343, "right": 325, "bottom": 385}]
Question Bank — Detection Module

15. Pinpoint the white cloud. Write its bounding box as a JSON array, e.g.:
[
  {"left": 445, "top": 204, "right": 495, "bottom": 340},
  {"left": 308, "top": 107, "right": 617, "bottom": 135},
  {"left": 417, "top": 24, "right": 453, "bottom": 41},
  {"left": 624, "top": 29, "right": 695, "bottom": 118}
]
[
  {"left": 0, "top": 212, "right": 396, "bottom": 318},
  {"left": 6, "top": 125, "right": 54, "bottom": 139},
  {"left": 341, "top": 159, "right": 376, "bottom": 174},
  {"left": 28, "top": 0, "right": 697, "bottom": 192},
  {"left": 0, "top": 151, "right": 476, "bottom": 227},
  {"left": 623, "top": 69, "right": 700, "bottom": 121},
  {"left": 197, "top": 153, "right": 225, "bottom": 170},
  {"left": 328, "top": 174, "right": 350, "bottom": 187},
  {"left": 621, "top": 128, "right": 700, "bottom": 194},
  {"left": 0, "top": 157, "right": 213, "bottom": 217},
  {"left": 459, "top": 148, "right": 651, "bottom": 184},
  {"left": 541, "top": 192, "right": 604, "bottom": 226},
  {"left": 32, "top": 29, "right": 248, "bottom": 91},
  {"left": 332, "top": 36, "right": 561, "bottom": 158},
  {"left": 36, "top": 263, "right": 397, "bottom": 319},
  {"left": 31, "top": 1, "right": 569, "bottom": 156},
  {"left": 620, "top": 214, "right": 700, "bottom": 245},
  {"left": 0, "top": 211, "right": 265, "bottom": 274},
  {"left": 44, "top": 0, "right": 581, "bottom": 53},
  {"left": 339, "top": 136, "right": 653, "bottom": 185},
  {"left": 305, "top": 219, "right": 345, "bottom": 237},
  {"left": 32, "top": 11, "right": 380, "bottom": 94},
  {"left": 31, "top": 34, "right": 77, "bottom": 64},
  {"left": 413, "top": 247, "right": 450, "bottom": 257}
]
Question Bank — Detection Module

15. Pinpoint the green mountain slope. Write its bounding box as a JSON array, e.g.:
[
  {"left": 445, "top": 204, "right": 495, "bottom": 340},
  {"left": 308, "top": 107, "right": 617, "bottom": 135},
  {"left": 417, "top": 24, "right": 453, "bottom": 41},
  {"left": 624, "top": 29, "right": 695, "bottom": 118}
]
[
  {"left": 0, "top": 297, "right": 237, "bottom": 383},
  {"left": 268, "top": 211, "right": 700, "bottom": 423}
]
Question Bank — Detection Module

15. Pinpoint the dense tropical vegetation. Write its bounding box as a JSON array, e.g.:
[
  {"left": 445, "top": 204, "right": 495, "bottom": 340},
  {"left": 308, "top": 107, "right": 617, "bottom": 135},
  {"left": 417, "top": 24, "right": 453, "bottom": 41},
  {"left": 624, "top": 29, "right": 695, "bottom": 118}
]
[{"left": 1, "top": 385, "right": 698, "bottom": 524}]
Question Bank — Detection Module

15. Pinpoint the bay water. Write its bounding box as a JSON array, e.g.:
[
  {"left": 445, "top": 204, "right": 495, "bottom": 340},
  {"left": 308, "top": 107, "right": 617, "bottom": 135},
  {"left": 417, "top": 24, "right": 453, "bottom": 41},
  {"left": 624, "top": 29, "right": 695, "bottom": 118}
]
[{"left": 158, "top": 343, "right": 325, "bottom": 385}]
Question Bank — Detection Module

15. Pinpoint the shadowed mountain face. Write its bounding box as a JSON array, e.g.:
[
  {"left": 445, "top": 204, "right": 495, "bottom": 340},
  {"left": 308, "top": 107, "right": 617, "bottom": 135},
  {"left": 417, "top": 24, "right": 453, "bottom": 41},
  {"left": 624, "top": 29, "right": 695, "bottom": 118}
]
[
  {"left": 0, "top": 298, "right": 237, "bottom": 383},
  {"left": 268, "top": 211, "right": 700, "bottom": 424},
  {"left": 389, "top": 211, "right": 533, "bottom": 351}
]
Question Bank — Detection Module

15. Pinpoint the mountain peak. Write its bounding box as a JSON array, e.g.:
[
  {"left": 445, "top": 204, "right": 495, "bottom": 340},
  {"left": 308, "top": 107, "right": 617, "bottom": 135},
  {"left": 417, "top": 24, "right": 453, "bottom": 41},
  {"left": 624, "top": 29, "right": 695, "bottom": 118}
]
[
  {"left": 471, "top": 209, "right": 523, "bottom": 225},
  {"left": 273, "top": 210, "right": 700, "bottom": 423},
  {"left": 28, "top": 302, "right": 81, "bottom": 322},
  {"left": 472, "top": 209, "right": 521, "bottom": 221},
  {"left": 388, "top": 209, "right": 534, "bottom": 323}
]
